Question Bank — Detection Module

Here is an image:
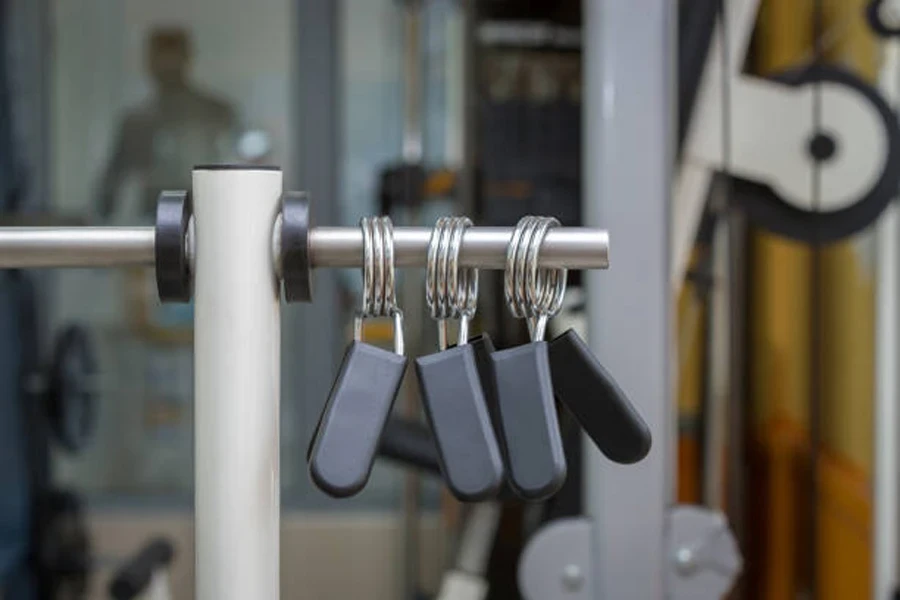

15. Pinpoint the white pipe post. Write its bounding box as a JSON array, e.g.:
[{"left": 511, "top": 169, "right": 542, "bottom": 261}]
[
  {"left": 192, "top": 166, "right": 282, "bottom": 600},
  {"left": 874, "top": 40, "right": 900, "bottom": 600},
  {"left": 875, "top": 202, "right": 898, "bottom": 600}
]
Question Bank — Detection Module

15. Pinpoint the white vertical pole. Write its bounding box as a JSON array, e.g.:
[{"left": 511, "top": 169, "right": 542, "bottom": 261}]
[
  {"left": 874, "top": 40, "right": 900, "bottom": 600},
  {"left": 193, "top": 166, "right": 282, "bottom": 600},
  {"left": 704, "top": 220, "right": 730, "bottom": 511},
  {"left": 875, "top": 201, "right": 898, "bottom": 600}
]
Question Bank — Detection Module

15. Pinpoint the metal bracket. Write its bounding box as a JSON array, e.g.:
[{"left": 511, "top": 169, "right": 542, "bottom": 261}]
[
  {"left": 518, "top": 507, "right": 741, "bottom": 600},
  {"left": 518, "top": 517, "right": 593, "bottom": 600},
  {"left": 674, "top": 0, "right": 900, "bottom": 286},
  {"left": 667, "top": 505, "right": 742, "bottom": 600}
]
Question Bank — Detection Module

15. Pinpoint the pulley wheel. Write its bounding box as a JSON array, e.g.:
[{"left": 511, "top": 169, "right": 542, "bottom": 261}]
[{"left": 47, "top": 325, "right": 97, "bottom": 453}]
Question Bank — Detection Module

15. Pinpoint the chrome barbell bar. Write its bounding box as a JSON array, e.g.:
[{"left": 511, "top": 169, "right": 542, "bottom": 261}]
[{"left": 0, "top": 224, "right": 609, "bottom": 270}]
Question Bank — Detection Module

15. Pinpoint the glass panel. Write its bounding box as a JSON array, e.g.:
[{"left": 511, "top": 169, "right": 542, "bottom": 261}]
[{"left": 49, "top": 0, "right": 298, "bottom": 502}]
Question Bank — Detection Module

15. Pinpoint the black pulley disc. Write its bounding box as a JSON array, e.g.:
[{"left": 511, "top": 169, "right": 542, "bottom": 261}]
[
  {"left": 47, "top": 325, "right": 97, "bottom": 453},
  {"left": 734, "top": 65, "right": 900, "bottom": 243},
  {"left": 867, "top": 0, "right": 900, "bottom": 37}
]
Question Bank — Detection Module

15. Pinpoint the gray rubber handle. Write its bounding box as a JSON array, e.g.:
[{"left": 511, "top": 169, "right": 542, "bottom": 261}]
[
  {"left": 489, "top": 341, "right": 566, "bottom": 500},
  {"left": 308, "top": 341, "right": 407, "bottom": 497},
  {"left": 379, "top": 418, "right": 441, "bottom": 476},
  {"left": 416, "top": 345, "right": 504, "bottom": 501},
  {"left": 549, "top": 329, "right": 651, "bottom": 464}
]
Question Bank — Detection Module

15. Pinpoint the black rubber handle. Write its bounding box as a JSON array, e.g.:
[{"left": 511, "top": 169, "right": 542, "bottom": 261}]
[
  {"left": 416, "top": 345, "right": 504, "bottom": 501},
  {"left": 378, "top": 417, "right": 441, "bottom": 476},
  {"left": 309, "top": 341, "right": 407, "bottom": 498},
  {"left": 549, "top": 329, "right": 651, "bottom": 464},
  {"left": 108, "top": 538, "right": 175, "bottom": 600},
  {"left": 490, "top": 341, "right": 566, "bottom": 500}
]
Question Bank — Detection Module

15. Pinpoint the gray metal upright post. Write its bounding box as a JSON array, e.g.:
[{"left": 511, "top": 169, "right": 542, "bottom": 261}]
[{"left": 583, "top": 1, "right": 674, "bottom": 598}]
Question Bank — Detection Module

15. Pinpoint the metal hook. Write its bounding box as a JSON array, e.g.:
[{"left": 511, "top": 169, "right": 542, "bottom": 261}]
[
  {"left": 510, "top": 216, "right": 538, "bottom": 326},
  {"left": 527, "top": 216, "right": 567, "bottom": 318},
  {"left": 381, "top": 216, "right": 397, "bottom": 314},
  {"left": 436, "top": 217, "right": 453, "bottom": 321},
  {"left": 427, "top": 217, "right": 453, "bottom": 348},
  {"left": 426, "top": 216, "right": 445, "bottom": 321},
  {"left": 505, "top": 215, "right": 532, "bottom": 320},
  {"left": 371, "top": 216, "right": 385, "bottom": 317},
  {"left": 426, "top": 216, "right": 477, "bottom": 350},
  {"left": 449, "top": 216, "right": 477, "bottom": 320},
  {"left": 380, "top": 216, "right": 404, "bottom": 355},
  {"left": 359, "top": 216, "right": 374, "bottom": 318},
  {"left": 448, "top": 216, "right": 477, "bottom": 346},
  {"left": 356, "top": 216, "right": 403, "bottom": 354},
  {"left": 505, "top": 216, "right": 567, "bottom": 342}
]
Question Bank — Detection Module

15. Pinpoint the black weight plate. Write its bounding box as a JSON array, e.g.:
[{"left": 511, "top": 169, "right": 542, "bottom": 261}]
[
  {"left": 155, "top": 190, "right": 192, "bottom": 302},
  {"left": 735, "top": 65, "right": 900, "bottom": 243},
  {"left": 48, "top": 325, "right": 97, "bottom": 453}
]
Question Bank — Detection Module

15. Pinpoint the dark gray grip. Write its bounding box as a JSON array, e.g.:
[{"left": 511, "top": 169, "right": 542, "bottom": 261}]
[
  {"left": 109, "top": 538, "right": 175, "bottom": 600},
  {"left": 309, "top": 341, "right": 407, "bottom": 497},
  {"left": 469, "top": 334, "right": 500, "bottom": 436},
  {"left": 379, "top": 417, "right": 441, "bottom": 475},
  {"left": 549, "top": 329, "right": 651, "bottom": 464},
  {"left": 490, "top": 341, "right": 566, "bottom": 500},
  {"left": 469, "top": 334, "right": 518, "bottom": 501},
  {"left": 416, "top": 346, "right": 504, "bottom": 501}
]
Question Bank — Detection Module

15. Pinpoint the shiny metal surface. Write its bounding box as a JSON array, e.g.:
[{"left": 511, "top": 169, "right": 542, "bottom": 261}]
[
  {"left": 0, "top": 227, "right": 155, "bottom": 267},
  {"left": 308, "top": 226, "right": 610, "bottom": 269},
  {"left": 0, "top": 225, "right": 609, "bottom": 270}
]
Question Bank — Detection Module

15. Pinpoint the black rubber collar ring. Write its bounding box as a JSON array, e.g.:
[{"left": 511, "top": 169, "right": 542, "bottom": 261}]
[
  {"left": 155, "top": 190, "right": 193, "bottom": 303},
  {"left": 281, "top": 191, "right": 313, "bottom": 303}
]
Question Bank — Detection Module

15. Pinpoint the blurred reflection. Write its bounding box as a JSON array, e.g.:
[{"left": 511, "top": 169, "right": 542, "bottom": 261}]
[{"left": 96, "top": 28, "right": 237, "bottom": 221}]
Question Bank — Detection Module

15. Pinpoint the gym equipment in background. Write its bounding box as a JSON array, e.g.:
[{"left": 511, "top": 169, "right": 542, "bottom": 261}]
[
  {"left": 25, "top": 324, "right": 98, "bottom": 455},
  {"left": 674, "top": 0, "right": 900, "bottom": 287}
]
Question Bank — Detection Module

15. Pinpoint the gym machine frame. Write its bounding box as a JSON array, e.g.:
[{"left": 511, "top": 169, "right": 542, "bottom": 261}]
[{"left": 0, "top": 166, "right": 610, "bottom": 599}]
